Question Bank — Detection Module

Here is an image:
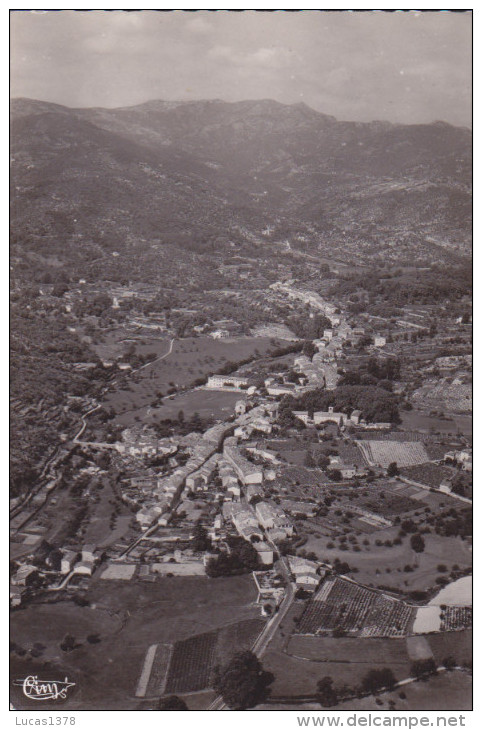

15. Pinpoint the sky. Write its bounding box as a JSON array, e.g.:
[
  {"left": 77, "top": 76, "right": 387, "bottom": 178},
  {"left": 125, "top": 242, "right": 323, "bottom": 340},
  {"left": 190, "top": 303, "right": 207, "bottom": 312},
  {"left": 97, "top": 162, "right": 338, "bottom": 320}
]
[{"left": 10, "top": 9, "right": 472, "bottom": 126}]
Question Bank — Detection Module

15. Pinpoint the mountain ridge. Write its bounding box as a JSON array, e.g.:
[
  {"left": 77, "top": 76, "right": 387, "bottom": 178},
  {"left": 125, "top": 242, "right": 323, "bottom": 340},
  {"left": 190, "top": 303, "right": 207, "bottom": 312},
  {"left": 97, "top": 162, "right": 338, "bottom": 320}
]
[{"left": 10, "top": 96, "right": 472, "bottom": 274}]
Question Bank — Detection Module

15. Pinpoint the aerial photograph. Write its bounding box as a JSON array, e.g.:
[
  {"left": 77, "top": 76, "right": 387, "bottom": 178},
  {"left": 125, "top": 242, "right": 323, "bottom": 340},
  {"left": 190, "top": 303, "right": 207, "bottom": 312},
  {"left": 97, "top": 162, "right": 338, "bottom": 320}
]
[{"left": 10, "top": 9, "right": 472, "bottom": 713}]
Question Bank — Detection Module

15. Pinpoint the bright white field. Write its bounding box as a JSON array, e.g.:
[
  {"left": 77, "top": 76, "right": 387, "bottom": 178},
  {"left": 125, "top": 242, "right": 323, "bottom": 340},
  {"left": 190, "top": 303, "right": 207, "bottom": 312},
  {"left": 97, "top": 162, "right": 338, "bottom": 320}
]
[
  {"left": 413, "top": 606, "right": 441, "bottom": 633},
  {"left": 429, "top": 576, "right": 472, "bottom": 606}
]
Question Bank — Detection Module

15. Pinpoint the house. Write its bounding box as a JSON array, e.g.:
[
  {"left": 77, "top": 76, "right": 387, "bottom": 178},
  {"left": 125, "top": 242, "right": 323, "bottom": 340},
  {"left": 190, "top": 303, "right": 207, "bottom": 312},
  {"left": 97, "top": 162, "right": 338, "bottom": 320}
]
[
  {"left": 295, "top": 572, "right": 320, "bottom": 591},
  {"left": 246, "top": 484, "right": 264, "bottom": 502},
  {"left": 267, "top": 383, "right": 298, "bottom": 396},
  {"left": 293, "top": 411, "right": 310, "bottom": 425},
  {"left": 350, "top": 409, "right": 362, "bottom": 425},
  {"left": 235, "top": 400, "right": 247, "bottom": 416},
  {"left": 82, "top": 544, "right": 96, "bottom": 562},
  {"left": 12, "top": 565, "right": 37, "bottom": 587},
  {"left": 374, "top": 336, "right": 386, "bottom": 347},
  {"left": 339, "top": 465, "right": 358, "bottom": 479},
  {"left": 256, "top": 501, "right": 293, "bottom": 536},
  {"left": 254, "top": 541, "right": 274, "bottom": 565},
  {"left": 232, "top": 506, "right": 264, "bottom": 541},
  {"left": 10, "top": 585, "right": 23, "bottom": 607},
  {"left": 61, "top": 550, "right": 78, "bottom": 574},
  {"left": 74, "top": 560, "right": 95, "bottom": 576}
]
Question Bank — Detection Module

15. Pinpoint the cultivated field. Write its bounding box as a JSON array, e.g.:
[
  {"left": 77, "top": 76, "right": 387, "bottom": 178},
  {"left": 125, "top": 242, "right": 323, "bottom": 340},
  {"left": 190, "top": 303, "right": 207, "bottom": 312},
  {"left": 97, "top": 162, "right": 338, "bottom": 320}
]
[
  {"left": 287, "top": 635, "right": 410, "bottom": 664},
  {"left": 10, "top": 574, "right": 259, "bottom": 710},
  {"left": 300, "top": 532, "right": 471, "bottom": 593},
  {"left": 401, "top": 410, "right": 472, "bottom": 436},
  {"left": 161, "top": 617, "right": 265, "bottom": 694},
  {"left": 151, "top": 389, "right": 244, "bottom": 422},
  {"left": 358, "top": 440, "right": 429, "bottom": 468},
  {"left": 296, "top": 577, "right": 414, "bottom": 638},
  {"left": 339, "top": 670, "right": 472, "bottom": 711}
]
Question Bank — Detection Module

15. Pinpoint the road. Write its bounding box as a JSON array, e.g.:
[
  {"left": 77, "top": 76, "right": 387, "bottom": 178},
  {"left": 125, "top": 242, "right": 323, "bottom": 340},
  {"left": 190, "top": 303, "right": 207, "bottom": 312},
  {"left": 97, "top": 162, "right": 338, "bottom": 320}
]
[
  {"left": 73, "top": 403, "right": 101, "bottom": 443},
  {"left": 130, "top": 337, "right": 175, "bottom": 376}
]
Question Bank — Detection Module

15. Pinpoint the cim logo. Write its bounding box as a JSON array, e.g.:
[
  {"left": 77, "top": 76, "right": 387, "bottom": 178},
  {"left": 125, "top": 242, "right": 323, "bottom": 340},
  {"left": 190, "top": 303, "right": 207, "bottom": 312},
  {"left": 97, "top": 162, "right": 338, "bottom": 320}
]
[{"left": 13, "top": 675, "right": 75, "bottom": 702}]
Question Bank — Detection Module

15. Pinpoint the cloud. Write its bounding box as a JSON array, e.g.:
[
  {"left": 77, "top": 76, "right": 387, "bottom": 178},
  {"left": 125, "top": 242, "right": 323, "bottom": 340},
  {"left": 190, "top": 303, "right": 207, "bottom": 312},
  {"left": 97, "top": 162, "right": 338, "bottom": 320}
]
[
  {"left": 186, "top": 16, "right": 212, "bottom": 35},
  {"left": 10, "top": 9, "right": 472, "bottom": 126}
]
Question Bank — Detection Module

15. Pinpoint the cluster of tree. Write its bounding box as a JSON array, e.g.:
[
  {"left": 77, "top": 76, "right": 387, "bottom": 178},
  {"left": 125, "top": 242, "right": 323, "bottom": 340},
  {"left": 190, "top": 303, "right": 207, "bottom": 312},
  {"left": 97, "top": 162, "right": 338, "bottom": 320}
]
[
  {"left": 331, "top": 265, "right": 471, "bottom": 308},
  {"left": 206, "top": 537, "right": 261, "bottom": 578},
  {"left": 74, "top": 293, "right": 113, "bottom": 318},
  {"left": 431, "top": 507, "right": 472, "bottom": 539},
  {"left": 338, "top": 356, "right": 401, "bottom": 391},
  {"left": 279, "top": 384, "right": 401, "bottom": 425},
  {"left": 317, "top": 667, "right": 396, "bottom": 707},
  {"left": 450, "top": 472, "right": 472, "bottom": 498},
  {"left": 191, "top": 523, "right": 211, "bottom": 552},
  {"left": 286, "top": 313, "right": 332, "bottom": 340},
  {"left": 213, "top": 651, "right": 274, "bottom": 710}
]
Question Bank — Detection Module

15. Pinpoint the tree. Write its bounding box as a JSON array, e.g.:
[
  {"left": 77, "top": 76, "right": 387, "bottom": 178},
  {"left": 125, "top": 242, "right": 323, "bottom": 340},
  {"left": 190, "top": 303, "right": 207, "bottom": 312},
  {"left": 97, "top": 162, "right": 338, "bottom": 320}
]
[
  {"left": 387, "top": 462, "right": 399, "bottom": 477},
  {"left": 360, "top": 668, "right": 396, "bottom": 694},
  {"left": 442, "top": 656, "right": 457, "bottom": 671},
  {"left": 157, "top": 695, "right": 188, "bottom": 710},
  {"left": 191, "top": 523, "right": 210, "bottom": 552},
  {"left": 411, "top": 659, "right": 437, "bottom": 679},
  {"left": 317, "top": 676, "right": 338, "bottom": 707},
  {"left": 213, "top": 651, "right": 274, "bottom": 710},
  {"left": 410, "top": 533, "right": 425, "bottom": 553}
]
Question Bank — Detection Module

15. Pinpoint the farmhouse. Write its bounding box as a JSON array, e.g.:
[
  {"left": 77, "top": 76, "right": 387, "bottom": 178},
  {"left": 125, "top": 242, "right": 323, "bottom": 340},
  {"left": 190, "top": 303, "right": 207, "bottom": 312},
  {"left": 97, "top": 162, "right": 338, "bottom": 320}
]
[{"left": 74, "top": 559, "right": 95, "bottom": 576}]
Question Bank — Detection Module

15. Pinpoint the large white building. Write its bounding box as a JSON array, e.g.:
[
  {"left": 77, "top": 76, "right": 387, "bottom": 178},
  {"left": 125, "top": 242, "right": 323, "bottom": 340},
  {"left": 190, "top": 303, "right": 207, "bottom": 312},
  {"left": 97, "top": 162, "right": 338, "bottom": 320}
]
[
  {"left": 223, "top": 438, "right": 263, "bottom": 485},
  {"left": 206, "top": 375, "right": 249, "bottom": 390}
]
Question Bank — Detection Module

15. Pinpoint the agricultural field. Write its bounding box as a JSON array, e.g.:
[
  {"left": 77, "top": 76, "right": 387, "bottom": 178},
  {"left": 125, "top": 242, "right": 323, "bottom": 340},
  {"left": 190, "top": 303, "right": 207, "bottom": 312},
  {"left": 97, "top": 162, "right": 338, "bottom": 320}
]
[
  {"left": 161, "top": 617, "right": 265, "bottom": 694},
  {"left": 427, "top": 629, "right": 472, "bottom": 668},
  {"left": 298, "top": 532, "right": 471, "bottom": 593},
  {"left": 148, "top": 388, "right": 244, "bottom": 422},
  {"left": 358, "top": 440, "right": 430, "bottom": 468},
  {"left": 102, "top": 335, "right": 284, "bottom": 427},
  {"left": 287, "top": 635, "right": 410, "bottom": 665},
  {"left": 296, "top": 577, "right": 414, "bottom": 637},
  {"left": 10, "top": 574, "right": 259, "bottom": 710},
  {"left": 399, "top": 463, "right": 457, "bottom": 489},
  {"left": 338, "top": 670, "right": 472, "bottom": 711},
  {"left": 411, "top": 379, "right": 472, "bottom": 414},
  {"left": 401, "top": 410, "right": 472, "bottom": 437}
]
